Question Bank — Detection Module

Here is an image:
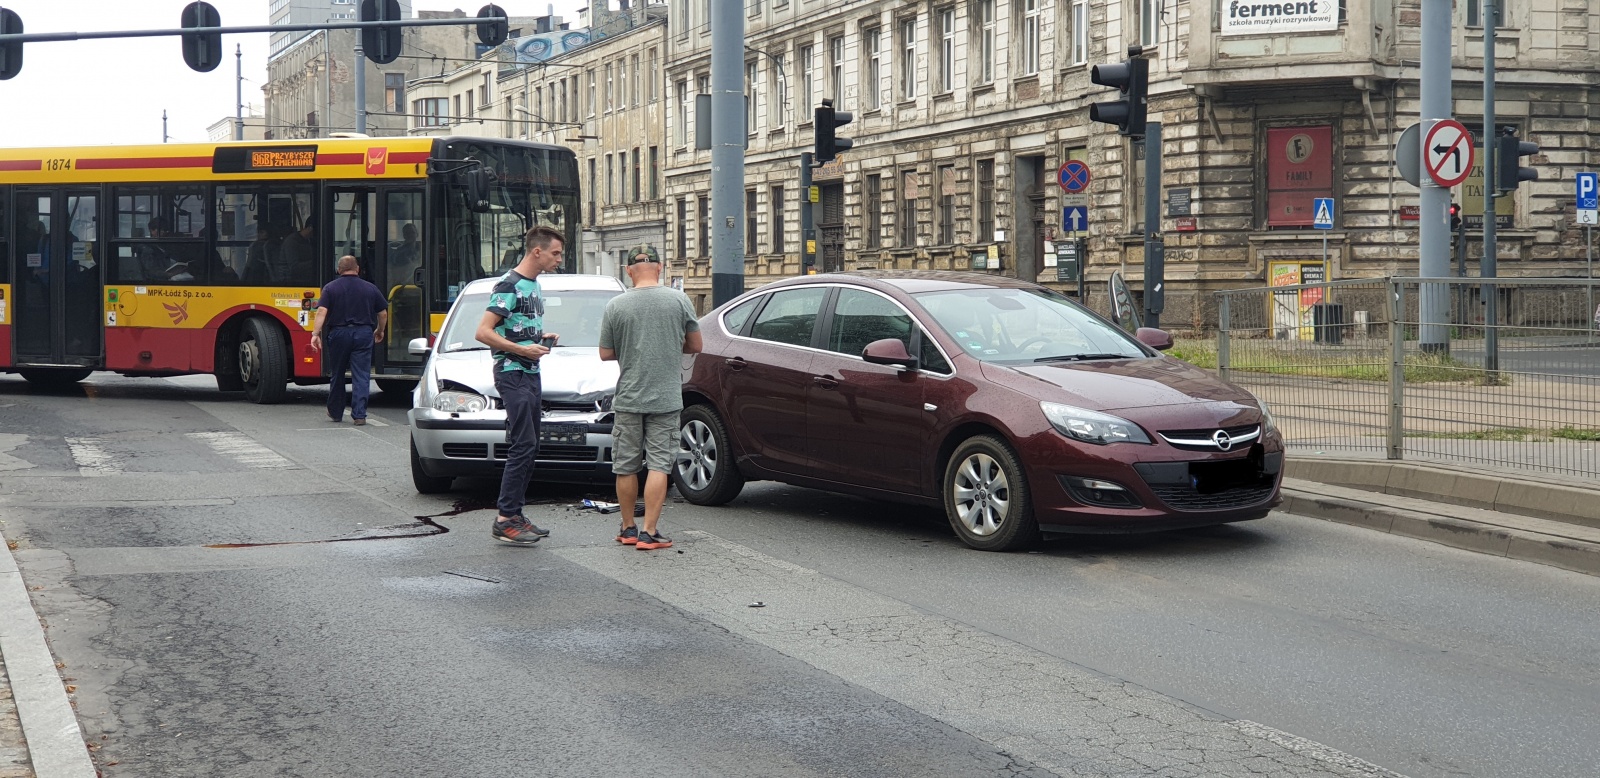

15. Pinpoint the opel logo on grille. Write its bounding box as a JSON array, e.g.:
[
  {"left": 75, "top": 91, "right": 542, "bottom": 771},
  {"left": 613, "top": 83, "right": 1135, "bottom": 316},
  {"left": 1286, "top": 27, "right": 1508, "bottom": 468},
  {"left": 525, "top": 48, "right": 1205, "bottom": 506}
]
[{"left": 1212, "top": 429, "right": 1233, "bottom": 451}]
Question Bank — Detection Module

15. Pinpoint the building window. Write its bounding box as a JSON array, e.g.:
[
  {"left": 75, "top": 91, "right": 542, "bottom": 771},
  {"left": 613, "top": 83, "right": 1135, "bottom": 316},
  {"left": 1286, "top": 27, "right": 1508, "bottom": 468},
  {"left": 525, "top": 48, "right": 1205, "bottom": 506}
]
[
  {"left": 1139, "top": 0, "right": 1160, "bottom": 47},
  {"left": 466, "top": 90, "right": 475, "bottom": 116},
  {"left": 1070, "top": 0, "right": 1087, "bottom": 65},
  {"left": 454, "top": 94, "right": 462, "bottom": 119},
  {"left": 587, "top": 158, "right": 597, "bottom": 222},
  {"left": 480, "top": 73, "right": 489, "bottom": 109},
  {"left": 973, "top": 0, "right": 995, "bottom": 85},
  {"left": 632, "top": 148, "right": 642, "bottom": 204},
  {"left": 746, "top": 189, "right": 759, "bottom": 255},
  {"left": 746, "top": 61, "right": 759, "bottom": 135},
  {"left": 865, "top": 174, "right": 882, "bottom": 248},
  {"left": 604, "top": 64, "right": 614, "bottom": 112},
  {"left": 768, "top": 53, "right": 785, "bottom": 127},
  {"left": 649, "top": 49, "right": 659, "bottom": 102},
  {"left": 631, "top": 54, "right": 641, "bottom": 108},
  {"left": 976, "top": 158, "right": 994, "bottom": 241},
  {"left": 677, "top": 198, "right": 688, "bottom": 260},
  {"left": 863, "top": 26, "right": 882, "bottom": 110},
  {"left": 898, "top": 18, "right": 917, "bottom": 101},
  {"left": 699, "top": 196, "right": 711, "bottom": 258},
  {"left": 1020, "top": 0, "right": 1040, "bottom": 76},
  {"left": 899, "top": 169, "right": 918, "bottom": 246},
  {"left": 799, "top": 45, "right": 815, "bottom": 118},
  {"left": 385, "top": 73, "right": 405, "bottom": 112},
  {"left": 770, "top": 186, "right": 785, "bottom": 253},
  {"left": 649, "top": 147, "right": 659, "bottom": 199},
  {"left": 677, "top": 0, "right": 688, "bottom": 36},
  {"left": 1265, "top": 125, "right": 1334, "bottom": 228},
  {"left": 749, "top": 0, "right": 762, "bottom": 17},
  {"left": 414, "top": 97, "right": 447, "bottom": 127},
  {"left": 937, "top": 164, "right": 955, "bottom": 244},
  {"left": 676, "top": 80, "right": 689, "bottom": 145},
  {"left": 587, "top": 69, "right": 596, "bottom": 116},
  {"left": 559, "top": 81, "right": 569, "bottom": 123},
  {"left": 938, "top": 7, "right": 955, "bottom": 93},
  {"left": 605, "top": 154, "right": 614, "bottom": 205},
  {"left": 829, "top": 35, "right": 845, "bottom": 102}
]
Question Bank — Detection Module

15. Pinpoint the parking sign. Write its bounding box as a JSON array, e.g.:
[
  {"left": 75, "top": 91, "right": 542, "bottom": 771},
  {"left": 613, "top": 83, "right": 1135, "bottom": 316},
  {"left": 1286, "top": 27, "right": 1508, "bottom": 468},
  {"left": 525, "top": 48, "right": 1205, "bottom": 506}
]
[{"left": 1578, "top": 173, "right": 1598, "bottom": 225}]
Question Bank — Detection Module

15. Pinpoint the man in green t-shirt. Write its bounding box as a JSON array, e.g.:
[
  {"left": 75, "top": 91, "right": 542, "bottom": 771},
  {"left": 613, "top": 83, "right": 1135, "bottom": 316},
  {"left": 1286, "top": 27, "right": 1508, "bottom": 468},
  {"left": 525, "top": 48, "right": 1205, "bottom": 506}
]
[
  {"left": 474, "top": 225, "right": 565, "bottom": 546},
  {"left": 599, "top": 245, "right": 702, "bottom": 550}
]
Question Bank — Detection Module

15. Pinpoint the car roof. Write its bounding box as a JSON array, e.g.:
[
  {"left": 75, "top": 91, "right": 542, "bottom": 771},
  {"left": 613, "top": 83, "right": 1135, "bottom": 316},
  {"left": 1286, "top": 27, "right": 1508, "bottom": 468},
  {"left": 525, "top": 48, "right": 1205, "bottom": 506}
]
[
  {"left": 755, "top": 270, "right": 1042, "bottom": 295},
  {"left": 460, "top": 273, "right": 626, "bottom": 294}
]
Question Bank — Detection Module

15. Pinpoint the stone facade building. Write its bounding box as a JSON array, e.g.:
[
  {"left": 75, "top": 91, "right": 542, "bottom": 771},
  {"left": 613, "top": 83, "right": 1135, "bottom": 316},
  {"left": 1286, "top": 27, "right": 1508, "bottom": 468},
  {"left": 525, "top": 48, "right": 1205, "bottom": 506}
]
[{"left": 659, "top": 0, "right": 1599, "bottom": 323}]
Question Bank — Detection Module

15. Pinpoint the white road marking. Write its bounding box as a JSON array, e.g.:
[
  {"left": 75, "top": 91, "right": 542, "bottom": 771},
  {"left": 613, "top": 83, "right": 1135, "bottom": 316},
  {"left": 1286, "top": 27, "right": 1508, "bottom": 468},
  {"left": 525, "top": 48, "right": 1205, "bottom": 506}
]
[
  {"left": 65, "top": 437, "right": 121, "bottom": 477},
  {"left": 186, "top": 431, "right": 296, "bottom": 470}
]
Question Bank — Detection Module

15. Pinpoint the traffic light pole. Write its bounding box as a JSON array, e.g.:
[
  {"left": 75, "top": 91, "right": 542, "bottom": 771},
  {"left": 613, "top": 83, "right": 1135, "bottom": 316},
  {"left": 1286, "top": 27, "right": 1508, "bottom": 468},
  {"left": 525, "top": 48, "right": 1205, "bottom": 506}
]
[
  {"left": 1417, "top": 0, "right": 1453, "bottom": 353},
  {"left": 1482, "top": 0, "right": 1500, "bottom": 373},
  {"left": 1143, "top": 122, "right": 1164, "bottom": 330},
  {"left": 799, "top": 152, "right": 814, "bottom": 272},
  {"left": 709, "top": 0, "right": 744, "bottom": 307},
  {"left": 355, "top": 42, "right": 367, "bottom": 134}
]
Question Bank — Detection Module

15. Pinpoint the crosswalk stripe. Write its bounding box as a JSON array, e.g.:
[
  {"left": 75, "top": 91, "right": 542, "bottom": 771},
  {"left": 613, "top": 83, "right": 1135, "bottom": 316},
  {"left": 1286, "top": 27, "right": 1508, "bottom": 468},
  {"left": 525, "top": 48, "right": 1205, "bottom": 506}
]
[
  {"left": 65, "top": 437, "right": 121, "bottom": 477},
  {"left": 186, "top": 431, "right": 296, "bottom": 469}
]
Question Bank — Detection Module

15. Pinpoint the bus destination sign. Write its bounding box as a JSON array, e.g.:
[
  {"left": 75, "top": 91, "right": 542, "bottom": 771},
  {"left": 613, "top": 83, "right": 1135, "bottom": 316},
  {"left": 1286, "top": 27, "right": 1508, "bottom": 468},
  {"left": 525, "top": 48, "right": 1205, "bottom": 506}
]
[{"left": 213, "top": 146, "right": 319, "bottom": 173}]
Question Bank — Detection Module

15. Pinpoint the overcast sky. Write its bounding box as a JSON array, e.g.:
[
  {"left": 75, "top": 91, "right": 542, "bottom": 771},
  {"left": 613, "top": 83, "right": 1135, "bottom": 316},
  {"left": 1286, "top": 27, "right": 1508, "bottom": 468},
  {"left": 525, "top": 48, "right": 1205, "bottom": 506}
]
[{"left": 0, "top": 0, "right": 585, "bottom": 148}]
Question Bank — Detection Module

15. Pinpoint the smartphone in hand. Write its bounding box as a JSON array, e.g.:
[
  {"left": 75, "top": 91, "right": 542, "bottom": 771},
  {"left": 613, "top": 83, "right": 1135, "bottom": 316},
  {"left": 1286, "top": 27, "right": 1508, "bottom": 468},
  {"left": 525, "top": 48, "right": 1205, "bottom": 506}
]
[{"left": 539, "top": 335, "right": 557, "bottom": 348}]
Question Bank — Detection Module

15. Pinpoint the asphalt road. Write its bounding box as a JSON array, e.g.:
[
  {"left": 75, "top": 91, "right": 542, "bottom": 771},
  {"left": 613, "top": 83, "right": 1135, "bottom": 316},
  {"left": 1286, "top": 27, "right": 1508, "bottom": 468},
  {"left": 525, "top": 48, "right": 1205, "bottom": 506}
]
[{"left": 1, "top": 373, "right": 1597, "bottom": 778}]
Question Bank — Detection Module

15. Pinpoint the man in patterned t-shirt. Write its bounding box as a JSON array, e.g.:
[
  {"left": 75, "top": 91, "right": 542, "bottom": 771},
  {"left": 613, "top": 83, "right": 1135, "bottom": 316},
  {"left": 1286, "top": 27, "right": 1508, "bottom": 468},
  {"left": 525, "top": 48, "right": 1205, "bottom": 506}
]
[{"left": 474, "top": 225, "right": 565, "bottom": 545}]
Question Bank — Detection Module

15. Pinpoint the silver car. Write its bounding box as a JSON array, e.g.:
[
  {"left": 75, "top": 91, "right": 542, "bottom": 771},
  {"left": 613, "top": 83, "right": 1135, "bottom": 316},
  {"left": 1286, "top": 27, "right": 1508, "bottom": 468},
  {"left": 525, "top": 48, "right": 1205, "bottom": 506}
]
[{"left": 408, "top": 273, "right": 625, "bottom": 493}]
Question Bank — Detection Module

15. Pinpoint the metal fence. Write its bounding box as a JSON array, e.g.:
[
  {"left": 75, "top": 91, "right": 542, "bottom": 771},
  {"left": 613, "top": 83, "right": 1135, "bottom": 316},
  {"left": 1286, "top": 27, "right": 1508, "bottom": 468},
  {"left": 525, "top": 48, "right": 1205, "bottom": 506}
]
[{"left": 1214, "top": 277, "right": 1600, "bottom": 481}]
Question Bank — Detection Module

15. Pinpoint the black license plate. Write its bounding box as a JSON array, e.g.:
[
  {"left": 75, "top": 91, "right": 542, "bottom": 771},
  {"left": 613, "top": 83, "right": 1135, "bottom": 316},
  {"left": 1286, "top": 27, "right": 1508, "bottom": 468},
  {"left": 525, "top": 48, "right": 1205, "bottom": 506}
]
[{"left": 540, "top": 423, "right": 587, "bottom": 445}]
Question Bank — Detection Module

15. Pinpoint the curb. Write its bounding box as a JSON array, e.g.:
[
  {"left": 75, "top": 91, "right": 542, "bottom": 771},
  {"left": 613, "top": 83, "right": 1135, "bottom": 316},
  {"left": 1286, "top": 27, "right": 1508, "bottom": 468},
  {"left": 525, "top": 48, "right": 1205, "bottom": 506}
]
[
  {"left": 1280, "top": 484, "right": 1600, "bottom": 578},
  {"left": 0, "top": 533, "right": 97, "bottom": 778}
]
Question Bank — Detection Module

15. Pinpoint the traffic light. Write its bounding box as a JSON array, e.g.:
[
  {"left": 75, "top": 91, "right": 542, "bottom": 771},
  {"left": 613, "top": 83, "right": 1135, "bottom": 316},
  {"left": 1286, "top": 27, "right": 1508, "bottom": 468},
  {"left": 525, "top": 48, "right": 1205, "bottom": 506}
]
[
  {"left": 477, "top": 4, "right": 509, "bottom": 47},
  {"left": 360, "top": 0, "right": 402, "bottom": 65},
  {"left": 0, "top": 7, "right": 20, "bottom": 81},
  {"left": 1496, "top": 132, "right": 1538, "bottom": 193},
  {"left": 1449, "top": 202, "right": 1462, "bottom": 232},
  {"left": 180, "top": 2, "right": 223, "bottom": 73},
  {"left": 814, "top": 98, "right": 853, "bottom": 164},
  {"left": 1089, "top": 46, "right": 1149, "bottom": 138}
]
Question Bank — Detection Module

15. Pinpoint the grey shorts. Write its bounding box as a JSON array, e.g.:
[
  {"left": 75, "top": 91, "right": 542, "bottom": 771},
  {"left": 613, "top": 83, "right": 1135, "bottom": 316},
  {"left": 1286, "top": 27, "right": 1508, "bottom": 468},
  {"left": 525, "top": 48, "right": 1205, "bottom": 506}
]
[{"left": 612, "top": 410, "right": 680, "bottom": 475}]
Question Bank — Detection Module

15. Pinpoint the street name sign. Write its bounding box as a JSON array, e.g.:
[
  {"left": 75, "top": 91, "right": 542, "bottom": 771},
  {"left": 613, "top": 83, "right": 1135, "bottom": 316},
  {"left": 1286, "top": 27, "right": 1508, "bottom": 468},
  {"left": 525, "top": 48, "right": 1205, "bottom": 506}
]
[{"left": 1424, "top": 119, "right": 1473, "bottom": 188}]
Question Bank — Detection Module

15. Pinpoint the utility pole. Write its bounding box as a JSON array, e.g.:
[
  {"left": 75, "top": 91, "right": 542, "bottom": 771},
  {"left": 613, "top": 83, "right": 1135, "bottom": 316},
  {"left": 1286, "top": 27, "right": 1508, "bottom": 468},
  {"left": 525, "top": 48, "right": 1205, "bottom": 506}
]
[
  {"left": 799, "top": 152, "right": 814, "bottom": 273},
  {"left": 1417, "top": 0, "right": 1453, "bottom": 352},
  {"left": 162, "top": 109, "right": 169, "bottom": 142},
  {"left": 355, "top": 40, "right": 366, "bottom": 134},
  {"left": 235, "top": 43, "right": 244, "bottom": 141},
  {"left": 1481, "top": 0, "right": 1500, "bottom": 371},
  {"left": 1143, "top": 123, "right": 1163, "bottom": 330},
  {"left": 709, "top": 0, "right": 744, "bottom": 306}
]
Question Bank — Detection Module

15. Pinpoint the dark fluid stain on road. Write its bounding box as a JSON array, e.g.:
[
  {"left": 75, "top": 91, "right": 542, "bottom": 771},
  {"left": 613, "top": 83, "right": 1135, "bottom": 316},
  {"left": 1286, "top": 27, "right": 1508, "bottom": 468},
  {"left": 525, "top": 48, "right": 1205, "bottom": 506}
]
[{"left": 204, "top": 497, "right": 495, "bottom": 548}]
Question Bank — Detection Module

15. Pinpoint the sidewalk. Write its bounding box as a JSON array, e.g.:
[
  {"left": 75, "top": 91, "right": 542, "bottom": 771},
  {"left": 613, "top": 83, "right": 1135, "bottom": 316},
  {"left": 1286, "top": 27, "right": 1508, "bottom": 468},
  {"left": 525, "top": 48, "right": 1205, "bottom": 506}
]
[{"left": 1, "top": 652, "right": 33, "bottom": 778}]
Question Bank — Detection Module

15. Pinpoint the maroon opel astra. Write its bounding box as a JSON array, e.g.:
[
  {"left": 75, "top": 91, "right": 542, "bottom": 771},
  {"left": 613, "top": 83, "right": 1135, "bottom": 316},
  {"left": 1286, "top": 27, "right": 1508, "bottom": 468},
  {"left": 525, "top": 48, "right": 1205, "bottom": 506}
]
[{"left": 673, "top": 271, "right": 1282, "bottom": 551}]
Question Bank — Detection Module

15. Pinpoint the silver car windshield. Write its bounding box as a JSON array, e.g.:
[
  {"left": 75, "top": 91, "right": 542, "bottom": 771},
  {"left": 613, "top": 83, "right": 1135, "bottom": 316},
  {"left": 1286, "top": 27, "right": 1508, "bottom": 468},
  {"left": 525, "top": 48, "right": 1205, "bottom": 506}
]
[
  {"left": 912, "top": 287, "right": 1146, "bottom": 364},
  {"left": 439, "top": 288, "right": 622, "bottom": 352}
]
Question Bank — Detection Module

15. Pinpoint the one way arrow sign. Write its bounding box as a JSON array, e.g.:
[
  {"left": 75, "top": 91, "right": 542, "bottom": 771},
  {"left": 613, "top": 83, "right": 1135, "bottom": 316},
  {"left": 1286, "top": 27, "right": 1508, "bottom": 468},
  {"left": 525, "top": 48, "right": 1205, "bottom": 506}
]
[{"left": 1062, "top": 206, "right": 1088, "bottom": 232}]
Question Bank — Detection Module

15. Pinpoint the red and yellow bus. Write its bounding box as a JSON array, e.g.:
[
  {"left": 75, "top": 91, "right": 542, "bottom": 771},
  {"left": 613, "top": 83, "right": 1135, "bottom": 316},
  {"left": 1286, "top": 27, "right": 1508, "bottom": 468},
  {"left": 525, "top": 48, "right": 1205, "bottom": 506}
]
[{"left": 0, "top": 136, "right": 579, "bottom": 401}]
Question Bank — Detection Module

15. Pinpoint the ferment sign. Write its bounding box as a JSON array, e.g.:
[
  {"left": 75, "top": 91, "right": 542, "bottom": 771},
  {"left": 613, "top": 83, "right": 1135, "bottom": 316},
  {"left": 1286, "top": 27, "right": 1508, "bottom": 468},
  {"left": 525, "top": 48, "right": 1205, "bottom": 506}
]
[{"left": 1221, "top": 0, "right": 1338, "bottom": 36}]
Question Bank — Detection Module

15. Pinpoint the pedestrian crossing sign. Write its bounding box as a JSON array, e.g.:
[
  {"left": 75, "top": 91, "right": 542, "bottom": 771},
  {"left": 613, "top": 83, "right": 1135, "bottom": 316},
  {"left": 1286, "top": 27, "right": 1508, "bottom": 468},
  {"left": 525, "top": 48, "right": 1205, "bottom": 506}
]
[{"left": 1312, "top": 198, "right": 1335, "bottom": 229}]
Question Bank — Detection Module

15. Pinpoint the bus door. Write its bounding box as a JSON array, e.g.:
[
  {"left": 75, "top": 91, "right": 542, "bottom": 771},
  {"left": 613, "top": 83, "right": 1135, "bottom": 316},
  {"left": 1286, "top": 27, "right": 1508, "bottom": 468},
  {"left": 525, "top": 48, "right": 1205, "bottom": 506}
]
[
  {"left": 11, "top": 189, "right": 100, "bottom": 367},
  {"left": 329, "top": 186, "right": 427, "bottom": 375}
]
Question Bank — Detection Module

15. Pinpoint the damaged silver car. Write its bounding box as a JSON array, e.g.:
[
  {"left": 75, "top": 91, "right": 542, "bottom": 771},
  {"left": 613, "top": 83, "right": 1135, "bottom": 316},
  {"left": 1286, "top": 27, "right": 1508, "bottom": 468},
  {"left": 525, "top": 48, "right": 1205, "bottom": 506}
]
[{"left": 407, "top": 274, "right": 625, "bottom": 493}]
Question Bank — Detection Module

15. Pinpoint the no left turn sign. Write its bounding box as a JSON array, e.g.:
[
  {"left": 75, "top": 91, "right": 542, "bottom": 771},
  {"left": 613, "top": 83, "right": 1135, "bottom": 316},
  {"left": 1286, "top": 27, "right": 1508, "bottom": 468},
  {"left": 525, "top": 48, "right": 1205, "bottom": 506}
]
[{"left": 1424, "top": 119, "right": 1474, "bottom": 188}]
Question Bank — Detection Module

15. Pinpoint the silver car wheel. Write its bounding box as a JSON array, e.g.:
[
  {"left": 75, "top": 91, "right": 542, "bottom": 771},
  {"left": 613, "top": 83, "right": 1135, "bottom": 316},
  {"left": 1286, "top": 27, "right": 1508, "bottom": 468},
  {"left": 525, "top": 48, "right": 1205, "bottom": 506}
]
[
  {"left": 679, "top": 418, "right": 718, "bottom": 492},
  {"left": 952, "top": 452, "right": 1009, "bottom": 537}
]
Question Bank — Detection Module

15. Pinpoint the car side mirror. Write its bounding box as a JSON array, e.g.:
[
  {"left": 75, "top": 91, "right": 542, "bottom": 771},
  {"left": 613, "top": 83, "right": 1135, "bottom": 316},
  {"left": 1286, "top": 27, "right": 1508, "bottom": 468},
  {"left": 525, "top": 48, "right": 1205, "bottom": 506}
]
[
  {"left": 862, "top": 338, "right": 919, "bottom": 370},
  {"left": 1135, "top": 327, "right": 1174, "bottom": 351},
  {"left": 408, "top": 337, "right": 431, "bottom": 356}
]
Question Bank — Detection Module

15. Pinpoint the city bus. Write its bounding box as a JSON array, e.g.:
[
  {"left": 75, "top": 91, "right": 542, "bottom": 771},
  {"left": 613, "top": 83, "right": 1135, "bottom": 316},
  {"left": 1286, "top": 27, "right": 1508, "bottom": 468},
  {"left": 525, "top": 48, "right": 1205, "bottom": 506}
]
[{"left": 0, "top": 136, "right": 579, "bottom": 402}]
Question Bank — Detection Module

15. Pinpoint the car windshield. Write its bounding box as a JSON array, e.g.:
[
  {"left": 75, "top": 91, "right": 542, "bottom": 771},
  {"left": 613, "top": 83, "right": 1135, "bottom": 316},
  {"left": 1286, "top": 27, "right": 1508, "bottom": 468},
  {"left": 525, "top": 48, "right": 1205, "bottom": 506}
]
[
  {"left": 912, "top": 287, "right": 1146, "bottom": 364},
  {"left": 438, "top": 288, "right": 621, "bottom": 352}
]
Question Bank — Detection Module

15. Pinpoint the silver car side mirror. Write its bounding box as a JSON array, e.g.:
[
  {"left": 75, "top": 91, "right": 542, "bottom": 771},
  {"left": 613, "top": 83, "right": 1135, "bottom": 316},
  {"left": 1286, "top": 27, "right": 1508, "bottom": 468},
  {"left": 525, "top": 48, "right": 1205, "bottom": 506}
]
[{"left": 408, "top": 337, "right": 431, "bottom": 356}]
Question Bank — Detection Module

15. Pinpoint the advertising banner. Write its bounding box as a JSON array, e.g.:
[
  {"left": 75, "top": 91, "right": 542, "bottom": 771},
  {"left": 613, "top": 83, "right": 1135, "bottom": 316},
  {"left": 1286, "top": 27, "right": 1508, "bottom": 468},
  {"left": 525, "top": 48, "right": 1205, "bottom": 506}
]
[{"left": 1221, "top": 0, "right": 1338, "bottom": 36}]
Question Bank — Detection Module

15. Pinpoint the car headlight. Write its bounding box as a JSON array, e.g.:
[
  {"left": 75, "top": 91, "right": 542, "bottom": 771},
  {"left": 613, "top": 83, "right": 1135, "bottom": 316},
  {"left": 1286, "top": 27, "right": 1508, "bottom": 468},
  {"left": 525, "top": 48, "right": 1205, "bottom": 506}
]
[
  {"left": 1257, "top": 399, "right": 1277, "bottom": 433},
  {"left": 433, "top": 390, "right": 489, "bottom": 413},
  {"left": 1040, "top": 402, "right": 1152, "bottom": 445}
]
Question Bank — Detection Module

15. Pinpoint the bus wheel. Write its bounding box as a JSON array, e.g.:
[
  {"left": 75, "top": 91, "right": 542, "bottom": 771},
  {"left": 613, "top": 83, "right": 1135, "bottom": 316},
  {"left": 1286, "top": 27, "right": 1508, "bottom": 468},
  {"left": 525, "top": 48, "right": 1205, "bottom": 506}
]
[
  {"left": 19, "top": 368, "right": 92, "bottom": 389},
  {"left": 238, "top": 318, "right": 289, "bottom": 405},
  {"left": 376, "top": 379, "right": 415, "bottom": 396}
]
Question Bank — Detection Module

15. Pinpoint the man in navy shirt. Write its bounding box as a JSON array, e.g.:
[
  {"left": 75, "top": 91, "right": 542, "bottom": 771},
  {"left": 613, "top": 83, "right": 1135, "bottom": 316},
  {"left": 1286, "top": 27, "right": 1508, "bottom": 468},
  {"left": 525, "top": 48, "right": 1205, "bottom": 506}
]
[{"left": 311, "top": 255, "right": 389, "bottom": 425}]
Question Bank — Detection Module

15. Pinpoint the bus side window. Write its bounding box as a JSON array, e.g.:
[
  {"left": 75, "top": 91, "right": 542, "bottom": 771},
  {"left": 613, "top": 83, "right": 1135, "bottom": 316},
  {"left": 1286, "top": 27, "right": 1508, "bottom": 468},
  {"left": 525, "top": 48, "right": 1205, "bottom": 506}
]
[{"left": 0, "top": 187, "right": 9, "bottom": 285}]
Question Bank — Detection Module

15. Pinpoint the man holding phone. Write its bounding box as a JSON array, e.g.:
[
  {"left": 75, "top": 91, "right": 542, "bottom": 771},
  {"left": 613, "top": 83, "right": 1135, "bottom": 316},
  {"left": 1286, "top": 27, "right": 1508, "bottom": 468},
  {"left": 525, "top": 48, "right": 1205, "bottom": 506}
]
[{"left": 474, "top": 226, "right": 565, "bottom": 546}]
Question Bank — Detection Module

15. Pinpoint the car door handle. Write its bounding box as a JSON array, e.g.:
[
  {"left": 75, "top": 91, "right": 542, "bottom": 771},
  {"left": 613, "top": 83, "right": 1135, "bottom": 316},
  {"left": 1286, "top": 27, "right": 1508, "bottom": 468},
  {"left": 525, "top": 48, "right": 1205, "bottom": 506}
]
[
  {"left": 724, "top": 357, "right": 747, "bottom": 371},
  {"left": 812, "top": 375, "right": 839, "bottom": 389}
]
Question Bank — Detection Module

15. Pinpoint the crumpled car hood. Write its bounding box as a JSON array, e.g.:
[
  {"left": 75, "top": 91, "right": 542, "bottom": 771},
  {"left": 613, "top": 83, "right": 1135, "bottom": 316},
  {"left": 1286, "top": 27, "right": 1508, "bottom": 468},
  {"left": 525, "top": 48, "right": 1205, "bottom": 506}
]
[{"left": 430, "top": 347, "right": 619, "bottom": 404}]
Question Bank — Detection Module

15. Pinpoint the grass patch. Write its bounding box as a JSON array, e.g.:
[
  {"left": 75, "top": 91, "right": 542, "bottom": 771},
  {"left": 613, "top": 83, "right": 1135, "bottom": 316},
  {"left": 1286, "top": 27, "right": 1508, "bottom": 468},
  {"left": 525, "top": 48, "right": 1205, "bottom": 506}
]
[
  {"left": 1408, "top": 427, "right": 1600, "bottom": 442},
  {"left": 1170, "top": 339, "right": 1508, "bottom": 384}
]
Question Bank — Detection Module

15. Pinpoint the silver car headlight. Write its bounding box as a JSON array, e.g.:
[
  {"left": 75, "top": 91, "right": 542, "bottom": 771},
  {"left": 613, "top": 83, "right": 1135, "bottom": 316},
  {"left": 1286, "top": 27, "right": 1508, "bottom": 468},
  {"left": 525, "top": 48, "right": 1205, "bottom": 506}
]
[
  {"left": 1040, "top": 402, "right": 1152, "bottom": 445},
  {"left": 433, "top": 390, "right": 489, "bottom": 413}
]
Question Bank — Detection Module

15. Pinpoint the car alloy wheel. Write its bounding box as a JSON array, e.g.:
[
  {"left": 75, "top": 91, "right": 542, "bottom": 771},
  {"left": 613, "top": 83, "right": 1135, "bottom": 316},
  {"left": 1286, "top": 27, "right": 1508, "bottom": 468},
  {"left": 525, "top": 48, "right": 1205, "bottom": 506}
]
[
  {"left": 952, "top": 452, "right": 1009, "bottom": 537},
  {"left": 679, "top": 418, "right": 718, "bottom": 492},
  {"left": 671, "top": 404, "right": 745, "bottom": 506}
]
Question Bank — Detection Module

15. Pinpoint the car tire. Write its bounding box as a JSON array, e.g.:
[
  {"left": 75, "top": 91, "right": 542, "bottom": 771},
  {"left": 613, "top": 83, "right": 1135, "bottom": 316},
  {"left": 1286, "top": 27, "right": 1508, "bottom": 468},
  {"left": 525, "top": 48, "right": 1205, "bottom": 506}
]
[
  {"left": 238, "top": 318, "right": 289, "bottom": 405},
  {"left": 942, "top": 435, "right": 1038, "bottom": 552},
  {"left": 18, "top": 368, "right": 92, "bottom": 389},
  {"left": 672, "top": 404, "right": 744, "bottom": 506},
  {"left": 377, "top": 379, "right": 415, "bottom": 395},
  {"left": 410, "top": 436, "right": 454, "bottom": 494}
]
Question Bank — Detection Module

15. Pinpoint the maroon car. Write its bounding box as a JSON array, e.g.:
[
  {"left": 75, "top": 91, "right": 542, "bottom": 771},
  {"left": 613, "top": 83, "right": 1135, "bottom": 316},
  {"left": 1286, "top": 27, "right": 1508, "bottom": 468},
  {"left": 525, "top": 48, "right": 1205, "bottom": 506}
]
[{"left": 673, "top": 271, "right": 1283, "bottom": 551}]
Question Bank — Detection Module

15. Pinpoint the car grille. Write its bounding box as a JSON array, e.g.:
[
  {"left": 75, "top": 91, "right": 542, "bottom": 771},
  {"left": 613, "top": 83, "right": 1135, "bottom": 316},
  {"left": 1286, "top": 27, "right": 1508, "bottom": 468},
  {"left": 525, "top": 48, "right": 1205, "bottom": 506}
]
[
  {"left": 1158, "top": 424, "right": 1261, "bottom": 452},
  {"left": 442, "top": 443, "right": 489, "bottom": 459},
  {"left": 1148, "top": 482, "right": 1276, "bottom": 511},
  {"left": 492, "top": 443, "right": 606, "bottom": 462}
]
